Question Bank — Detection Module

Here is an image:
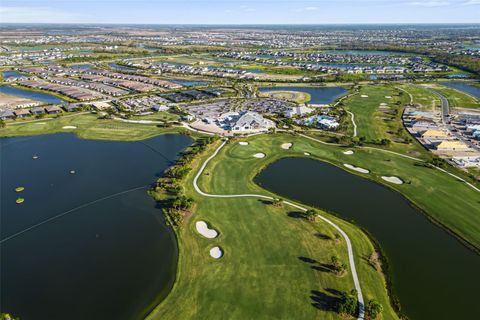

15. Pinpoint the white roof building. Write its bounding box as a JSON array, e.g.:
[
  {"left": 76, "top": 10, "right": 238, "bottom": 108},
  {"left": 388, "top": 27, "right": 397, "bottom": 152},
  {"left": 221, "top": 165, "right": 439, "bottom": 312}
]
[{"left": 285, "top": 105, "right": 313, "bottom": 118}]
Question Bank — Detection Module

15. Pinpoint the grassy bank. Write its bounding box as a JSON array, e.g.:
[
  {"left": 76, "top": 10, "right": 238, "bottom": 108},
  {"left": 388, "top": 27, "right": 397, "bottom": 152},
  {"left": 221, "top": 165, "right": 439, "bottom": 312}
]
[
  {"left": 0, "top": 113, "right": 194, "bottom": 141},
  {"left": 258, "top": 90, "right": 311, "bottom": 104},
  {"left": 428, "top": 84, "right": 479, "bottom": 109},
  {"left": 147, "top": 135, "right": 400, "bottom": 320}
]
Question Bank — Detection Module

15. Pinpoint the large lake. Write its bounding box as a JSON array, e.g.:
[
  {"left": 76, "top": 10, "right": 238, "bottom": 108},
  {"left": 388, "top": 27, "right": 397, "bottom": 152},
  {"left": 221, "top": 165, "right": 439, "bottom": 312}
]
[
  {"left": 258, "top": 86, "right": 347, "bottom": 104},
  {"left": 0, "top": 133, "right": 192, "bottom": 320},
  {"left": 255, "top": 157, "right": 480, "bottom": 320},
  {"left": 0, "top": 85, "right": 65, "bottom": 105}
]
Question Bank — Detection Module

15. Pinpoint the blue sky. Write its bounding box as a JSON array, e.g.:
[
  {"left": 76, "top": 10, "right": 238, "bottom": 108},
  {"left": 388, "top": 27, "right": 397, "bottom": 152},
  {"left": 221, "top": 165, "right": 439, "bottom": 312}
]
[{"left": 1, "top": 0, "right": 479, "bottom": 24}]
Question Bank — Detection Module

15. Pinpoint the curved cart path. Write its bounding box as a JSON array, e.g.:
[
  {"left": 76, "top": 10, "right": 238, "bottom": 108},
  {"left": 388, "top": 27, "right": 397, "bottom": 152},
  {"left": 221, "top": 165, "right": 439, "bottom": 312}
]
[{"left": 193, "top": 140, "right": 365, "bottom": 320}]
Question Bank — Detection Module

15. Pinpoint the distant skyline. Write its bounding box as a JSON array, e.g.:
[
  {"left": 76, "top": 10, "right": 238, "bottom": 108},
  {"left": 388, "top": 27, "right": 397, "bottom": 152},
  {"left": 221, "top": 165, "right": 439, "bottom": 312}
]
[{"left": 1, "top": 0, "right": 480, "bottom": 24}]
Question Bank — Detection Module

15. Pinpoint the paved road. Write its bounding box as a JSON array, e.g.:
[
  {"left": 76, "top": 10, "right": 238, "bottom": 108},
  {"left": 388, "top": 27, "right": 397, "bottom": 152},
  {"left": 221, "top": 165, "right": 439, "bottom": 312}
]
[
  {"left": 193, "top": 139, "right": 366, "bottom": 320},
  {"left": 423, "top": 87, "right": 449, "bottom": 124},
  {"left": 424, "top": 88, "right": 480, "bottom": 152}
]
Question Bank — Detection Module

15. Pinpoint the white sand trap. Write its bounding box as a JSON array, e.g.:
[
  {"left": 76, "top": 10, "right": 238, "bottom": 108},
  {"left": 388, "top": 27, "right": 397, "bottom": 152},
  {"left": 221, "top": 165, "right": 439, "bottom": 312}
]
[
  {"left": 35, "top": 122, "right": 46, "bottom": 125},
  {"left": 196, "top": 221, "right": 218, "bottom": 239},
  {"left": 210, "top": 246, "right": 223, "bottom": 259},
  {"left": 253, "top": 153, "right": 265, "bottom": 158},
  {"left": 239, "top": 142, "right": 249, "bottom": 146},
  {"left": 304, "top": 152, "right": 310, "bottom": 156},
  {"left": 381, "top": 176, "right": 403, "bottom": 185},
  {"left": 344, "top": 164, "right": 369, "bottom": 174},
  {"left": 361, "top": 95, "right": 369, "bottom": 98},
  {"left": 281, "top": 143, "right": 293, "bottom": 150},
  {"left": 62, "top": 126, "right": 77, "bottom": 129},
  {"left": 380, "top": 103, "right": 388, "bottom": 106},
  {"left": 343, "top": 150, "right": 354, "bottom": 155},
  {"left": 385, "top": 96, "right": 392, "bottom": 99}
]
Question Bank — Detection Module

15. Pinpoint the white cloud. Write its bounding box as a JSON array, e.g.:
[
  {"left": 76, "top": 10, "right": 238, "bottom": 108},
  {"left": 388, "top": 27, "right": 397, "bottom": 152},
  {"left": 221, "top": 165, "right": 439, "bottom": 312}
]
[
  {"left": 464, "top": 0, "right": 480, "bottom": 5},
  {"left": 294, "top": 6, "right": 319, "bottom": 12},
  {"left": 0, "top": 6, "right": 85, "bottom": 23},
  {"left": 409, "top": 1, "right": 450, "bottom": 6}
]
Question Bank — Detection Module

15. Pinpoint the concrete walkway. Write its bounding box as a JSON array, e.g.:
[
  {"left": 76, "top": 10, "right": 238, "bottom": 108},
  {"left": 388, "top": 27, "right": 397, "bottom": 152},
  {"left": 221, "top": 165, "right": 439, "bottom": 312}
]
[
  {"left": 346, "top": 111, "right": 357, "bottom": 137},
  {"left": 193, "top": 139, "right": 365, "bottom": 320}
]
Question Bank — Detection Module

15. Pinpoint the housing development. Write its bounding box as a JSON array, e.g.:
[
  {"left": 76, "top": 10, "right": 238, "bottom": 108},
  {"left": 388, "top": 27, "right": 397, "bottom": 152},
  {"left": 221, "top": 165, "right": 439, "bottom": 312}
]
[{"left": 1, "top": 21, "right": 479, "bottom": 320}]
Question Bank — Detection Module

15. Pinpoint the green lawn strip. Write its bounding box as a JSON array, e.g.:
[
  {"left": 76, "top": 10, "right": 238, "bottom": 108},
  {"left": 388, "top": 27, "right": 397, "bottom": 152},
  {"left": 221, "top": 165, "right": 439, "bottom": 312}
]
[
  {"left": 429, "top": 84, "right": 479, "bottom": 109},
  {"left": 148, "top": 140, "right": 398, "bottom": 320},
  {"left": 0, "top": 114, "right": 196, "bottom": 141},
  {"left": 130, "top": 111, "right": 180, "bottom": 122}
]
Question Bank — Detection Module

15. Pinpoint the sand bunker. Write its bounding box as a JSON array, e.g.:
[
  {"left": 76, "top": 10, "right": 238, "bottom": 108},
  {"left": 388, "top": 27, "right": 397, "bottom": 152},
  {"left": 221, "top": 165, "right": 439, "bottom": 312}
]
[
  {"left": 380, "top": 103, "right": 388, "bottom": 106},
  {"left": 210, "top": 246, "right": 223, "bottom": 259},
  {"left": 35, "top": 122, "right": 46, "bottom": 125},
  {"left": 385, "top": 96, "right": 392, "bottom": 99},
  {"left": 196, "top": 221, "right": 218, "bottom": 239},
  {"left": 361, "top": 95, "right": 369, "bottom": 98},
  {"left": 381, "top": 176, "right": 403, "bottom": 185},
  {"left": 62, "top": 126, "right": 77, "bottom": 129},
  {"left": 344, "top": 164, "right": 369, "bottom": 174},
  {"left": 343, "top": 150, "right": 354, "bottom": 155},
  {"left": 281, "top": 143, "right": 293, "bottom": 150},
  {"left": 253, "top": 153, "right": 265, "bottom": 158},
  {"left": 304, "top": 152, "right": 310, "bottom": 156},
  {"left": 239, "top": 142, "right": 249, "bottom": 146}
]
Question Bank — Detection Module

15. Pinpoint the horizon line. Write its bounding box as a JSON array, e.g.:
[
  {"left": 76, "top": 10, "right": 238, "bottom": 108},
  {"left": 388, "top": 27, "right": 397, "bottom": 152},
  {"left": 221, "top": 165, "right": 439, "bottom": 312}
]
[{"left": 2, "top": 22, "right": 480, "bottom": 26}]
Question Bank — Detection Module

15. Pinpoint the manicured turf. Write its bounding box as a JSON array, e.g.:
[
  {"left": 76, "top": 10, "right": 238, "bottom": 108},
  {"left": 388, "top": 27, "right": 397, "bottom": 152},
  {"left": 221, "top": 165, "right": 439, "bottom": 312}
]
[
  {"left": 397, "top": 84, "right": 441, "bottom": 111},
  {"left": 207, "top": 134, "right": 480, "bottom": 250},
  {"left": 148, "top": 136, "right": 399, "bottom": 320},
  {"left": 130, "top": 111, "right": 181, "bottom": 122},
  {"left": 427, "top": 84, "right": 479, "bottom": 109},
  {"left": 341, "top": 85, "right": 422, "bottom": 153},
  {"left": 0, "top": 113, "right": 190, "bottom": 141},
  {"left": 258, "top": 90, "right": 311, "bottom": 104}
]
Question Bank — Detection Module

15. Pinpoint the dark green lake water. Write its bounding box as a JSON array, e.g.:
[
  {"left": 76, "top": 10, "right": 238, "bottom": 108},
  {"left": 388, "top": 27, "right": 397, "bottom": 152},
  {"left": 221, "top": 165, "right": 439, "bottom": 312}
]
[
  {"left": 0, "top": 133, "right": 192, "bottom": 320},
  {"left": 255, "top": 157, "right": 480, "bottom": 320}
]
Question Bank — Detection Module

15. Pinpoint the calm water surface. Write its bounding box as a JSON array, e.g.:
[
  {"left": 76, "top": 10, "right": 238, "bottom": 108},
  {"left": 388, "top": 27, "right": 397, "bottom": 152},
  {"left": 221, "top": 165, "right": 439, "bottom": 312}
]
[
  {"left": 442, "top": 82, "right": 480, "bottom": 98},
  {"left": 2, "top": 71, "right": 28, "bottom": 80},
  {"left": 256, "top": 157, "right": 480, "bottom": 320},
  {"left": 258, "top": 86, "right": 347, "bottom": 104},
  {"left": 1, "top": 133, "right": 192, "bottom": 320},
  {"left": 0, "top": 85, "right": 65, "bottom": 104},
  {"left": 170, "top": 79, "right": 208, "bottom": 87}
]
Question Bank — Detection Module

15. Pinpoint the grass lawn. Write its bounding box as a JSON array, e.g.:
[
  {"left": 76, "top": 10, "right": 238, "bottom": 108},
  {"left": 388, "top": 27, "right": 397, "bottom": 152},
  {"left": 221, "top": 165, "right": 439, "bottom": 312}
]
[
  {"left": 258, "top": 90, "right": 311, "bottom": 104},
  {"left": 397, "top": 84, "right": 441, "bottom": 111},
  {"left": 148, "top": 136, "right": 399, "bottom": 320},
  {"left": 130, "top": 111, "right": 181, "bottom": 122},
  {"left": 0, "top": 113, "right": 192, "bottom": 141},
  {"left": 426, "top": 84, "right": 479, "bottom": 109},
  {"left": 341, "top": 85, "right": 423, "bottom": 154},
  {"left": 149, "top": 132, "right": 479, "bottom": 320}
]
